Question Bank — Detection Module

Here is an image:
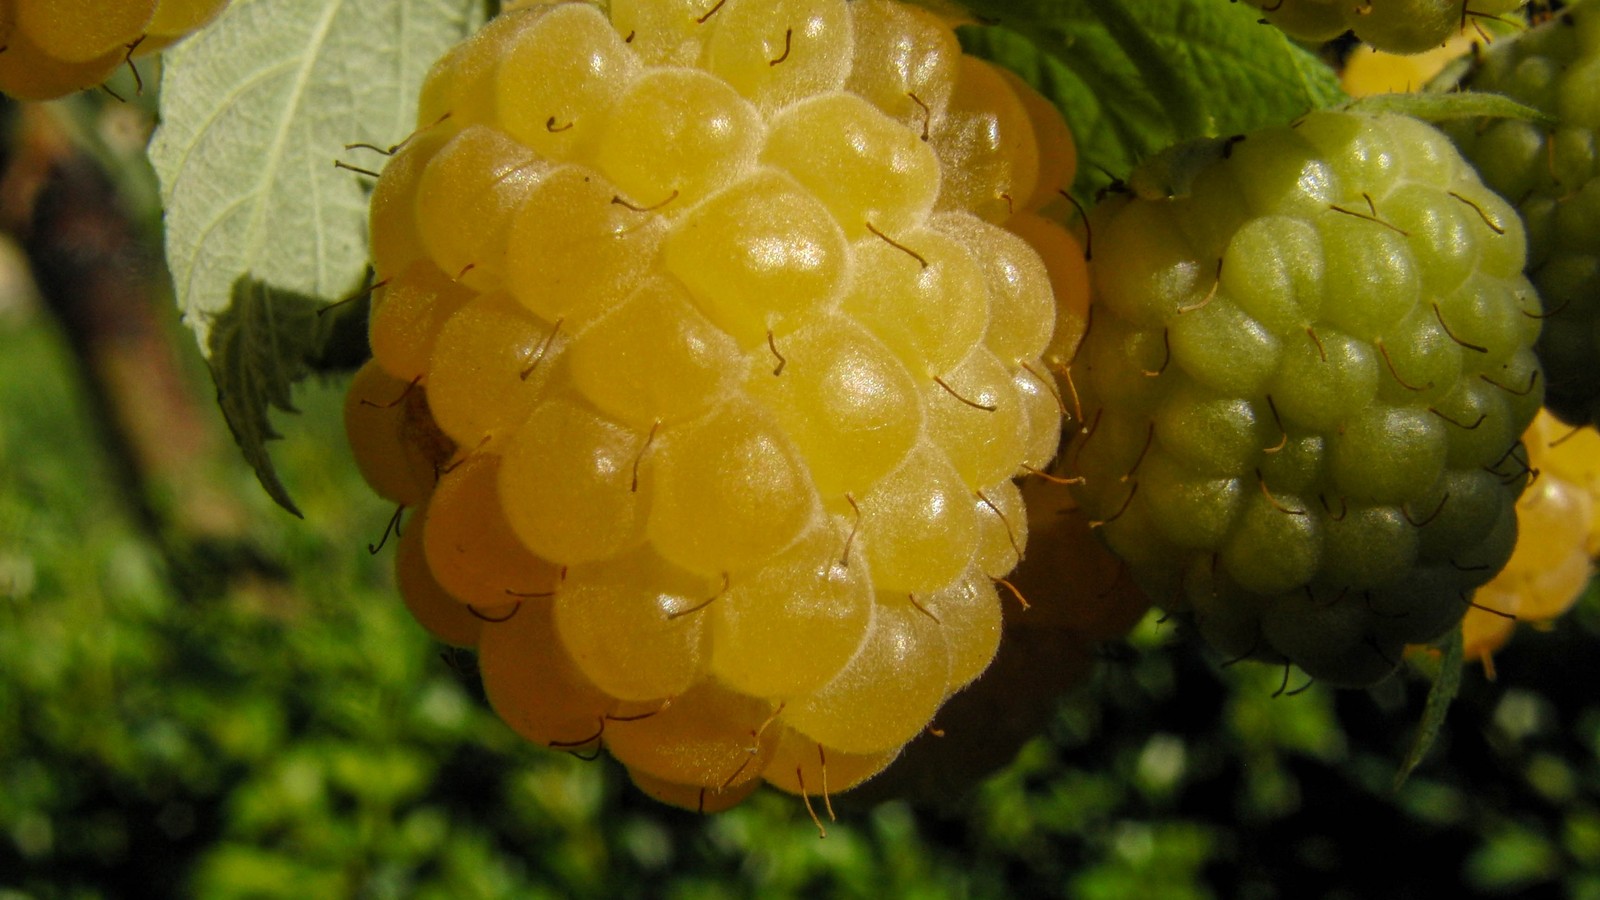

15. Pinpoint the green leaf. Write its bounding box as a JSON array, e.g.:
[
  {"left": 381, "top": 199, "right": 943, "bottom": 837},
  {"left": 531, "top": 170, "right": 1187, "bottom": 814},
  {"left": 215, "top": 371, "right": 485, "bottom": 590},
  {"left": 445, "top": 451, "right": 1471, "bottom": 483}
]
[
  {"left": 1393, "top": 626, "right": 1463, "bottom": 792},
  {"left": 959, "top": 0, "right": 1346, "bottom": 197},
  {"left": 149, "top": 0, "right": 483, "bottom": 513},
  {"left": 204, "top": 277, "right": 338, "bottom": 517},
  {"left": 1344, "top": 90, "right": 1558, "bottom": 127}
]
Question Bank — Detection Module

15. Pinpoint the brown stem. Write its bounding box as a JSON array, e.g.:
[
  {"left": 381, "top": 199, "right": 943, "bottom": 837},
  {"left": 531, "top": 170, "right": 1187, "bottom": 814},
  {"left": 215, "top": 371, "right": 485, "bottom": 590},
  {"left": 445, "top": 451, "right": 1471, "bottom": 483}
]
[{"left": 0, "top": 101, "right": 263, "bottom": 593}]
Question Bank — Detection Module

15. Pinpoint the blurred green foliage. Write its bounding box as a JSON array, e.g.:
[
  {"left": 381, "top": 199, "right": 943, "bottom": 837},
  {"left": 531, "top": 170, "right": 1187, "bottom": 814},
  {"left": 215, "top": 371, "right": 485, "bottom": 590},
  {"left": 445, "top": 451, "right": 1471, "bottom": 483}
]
[{"left": 3, "top": 303, "right": 1600, "bottom": 898}]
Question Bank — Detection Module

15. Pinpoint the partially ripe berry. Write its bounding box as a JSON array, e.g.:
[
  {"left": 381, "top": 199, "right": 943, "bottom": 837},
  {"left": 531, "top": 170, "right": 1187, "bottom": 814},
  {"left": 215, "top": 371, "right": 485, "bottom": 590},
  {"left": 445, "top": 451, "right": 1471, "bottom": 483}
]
[
  {"left": 1445, "top": 0, "right": 1600, "bottom": 429},
  {"left": 1243, "top": 0, "right": 1527, "bottom": 55},
  {"left": 1066, "top": 110, "right": 1541, "bottom": 687}
]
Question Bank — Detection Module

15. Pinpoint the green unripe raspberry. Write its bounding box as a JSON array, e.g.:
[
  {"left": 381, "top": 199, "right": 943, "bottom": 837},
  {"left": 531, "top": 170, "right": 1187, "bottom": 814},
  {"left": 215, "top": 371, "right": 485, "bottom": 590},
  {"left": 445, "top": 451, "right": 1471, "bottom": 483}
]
[
  {"left": 1446, "top": 0, "right": 1600, "bottom": 429},
  {"left": 1069, "top": 109, "right": 1540, "bottom": 687},
  {"left": 1242, "top": 0, "right": 1527, "bottom": 55}
]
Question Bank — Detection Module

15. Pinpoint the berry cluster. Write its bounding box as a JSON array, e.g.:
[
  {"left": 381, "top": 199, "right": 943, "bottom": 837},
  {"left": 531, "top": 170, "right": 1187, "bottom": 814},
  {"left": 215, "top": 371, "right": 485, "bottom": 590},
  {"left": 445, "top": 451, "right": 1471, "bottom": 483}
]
[
  {"left": 1444, "top": 0, "right": 1600, "bottom": 428},
  {"left": 1064, "top": 109, "right": 1542, "bottom": 688},
  {"left": 863, "top": 474, "right": 1154, "bottom": 806},
  {"left": 1461, "top": 410, "right": 1600, "bottom": 673},
  {"left": 0, "top": 0, "right": 229, "bottom": 100},
  {"left": 348, "top": 0, "right": 1088, "bottom": 811},
  {"left": 1242, "top": 0, "right": 1526, "bottom": 54}
]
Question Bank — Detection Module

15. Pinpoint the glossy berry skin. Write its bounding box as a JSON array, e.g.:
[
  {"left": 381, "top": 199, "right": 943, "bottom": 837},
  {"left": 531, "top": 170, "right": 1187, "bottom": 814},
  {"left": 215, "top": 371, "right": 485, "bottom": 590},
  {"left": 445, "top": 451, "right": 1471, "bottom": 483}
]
[
  {"left": 1459, "top": 411, "right": 1599, "bottom": 675},
  {"left": 0, "top": 0, "right": 230, "bottom": 100},
  {"left": 350, "top": 0, "right": 1089, "bottom": 811},
  {"left": 1445, "top": 0, "right": 1600, "bottom": 429},
  {"left": 1242, "top": 0, "right": 1524, "bottom": 55},
  {"left": 850, "top": 474, "right": 1152, "bottom": 810},
  {"left": 1066, "top": 109, "right": 1541, "bottom": 687}
]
